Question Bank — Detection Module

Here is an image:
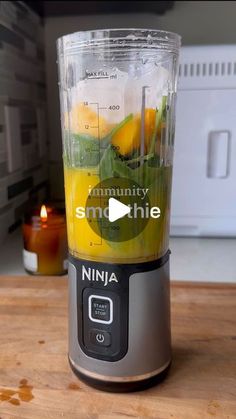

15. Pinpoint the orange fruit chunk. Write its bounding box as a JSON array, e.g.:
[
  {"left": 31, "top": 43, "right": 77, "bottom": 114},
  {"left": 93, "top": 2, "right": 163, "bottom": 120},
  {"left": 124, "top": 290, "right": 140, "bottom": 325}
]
[
  {"left": 111, "top": 115, "right": 140, "bottom": 155},
  {"left": 111, "top": 108, "right": 157, "bottom": 156},
  {"left": 65, "top": 103, "right": 113, "bottom": 138}
]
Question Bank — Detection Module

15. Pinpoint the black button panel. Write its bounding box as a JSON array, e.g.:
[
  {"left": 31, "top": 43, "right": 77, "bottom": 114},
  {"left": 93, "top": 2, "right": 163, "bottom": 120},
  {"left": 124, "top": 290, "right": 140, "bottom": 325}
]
[
  {"left": 90, "top": 329, "right": 111, "bottom": 347},
  {"left": 75, "top": 258, "right": 129, "bottom": 362},
  {"left": 82, "top": 287, "right": 125, "bottom": 360}
]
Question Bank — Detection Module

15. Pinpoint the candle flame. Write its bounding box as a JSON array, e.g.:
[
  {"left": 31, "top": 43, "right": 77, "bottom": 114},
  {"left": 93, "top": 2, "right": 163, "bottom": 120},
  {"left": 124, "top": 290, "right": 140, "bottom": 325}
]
[{"left": 40, "top": 205, "right": 48, "bottom": 222}]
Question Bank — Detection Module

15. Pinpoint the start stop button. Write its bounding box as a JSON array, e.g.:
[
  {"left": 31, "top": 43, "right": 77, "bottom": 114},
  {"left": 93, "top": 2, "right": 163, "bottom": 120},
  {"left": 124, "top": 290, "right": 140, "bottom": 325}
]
[{"left": 88, "top": 295, "right": 113, "bottom": 324}]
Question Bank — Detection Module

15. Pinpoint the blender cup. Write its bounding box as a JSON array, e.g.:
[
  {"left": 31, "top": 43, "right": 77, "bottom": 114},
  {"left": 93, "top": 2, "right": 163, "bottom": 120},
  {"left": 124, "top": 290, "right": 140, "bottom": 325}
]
[{"left": 57, "top": 29, "right": 180, "bottom": 391}]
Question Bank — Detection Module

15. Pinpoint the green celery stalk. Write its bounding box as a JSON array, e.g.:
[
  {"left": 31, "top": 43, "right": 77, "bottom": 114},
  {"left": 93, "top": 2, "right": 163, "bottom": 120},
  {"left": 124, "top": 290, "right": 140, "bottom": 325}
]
[{"left": 149, "top": 96, "right": 167, "bottom": 155}]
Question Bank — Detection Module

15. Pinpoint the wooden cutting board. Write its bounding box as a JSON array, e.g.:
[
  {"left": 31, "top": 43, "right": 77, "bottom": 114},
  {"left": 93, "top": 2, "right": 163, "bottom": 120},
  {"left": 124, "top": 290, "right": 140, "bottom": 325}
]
[{"left": 0, "top": 276, "right": 235, "bottom": 419}]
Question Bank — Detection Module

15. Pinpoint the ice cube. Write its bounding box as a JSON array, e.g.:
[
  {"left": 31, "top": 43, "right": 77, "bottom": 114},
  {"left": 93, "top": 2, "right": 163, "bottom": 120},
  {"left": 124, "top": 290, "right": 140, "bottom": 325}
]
[
  {"left": 124, "top": 65, "right": 170, "bottom": 115},
  {"left": 72, "top": 64, "right": 170, "bottom": 123},
  {"left": 73, "top": 68, "right": 128, "bottom": 123}
]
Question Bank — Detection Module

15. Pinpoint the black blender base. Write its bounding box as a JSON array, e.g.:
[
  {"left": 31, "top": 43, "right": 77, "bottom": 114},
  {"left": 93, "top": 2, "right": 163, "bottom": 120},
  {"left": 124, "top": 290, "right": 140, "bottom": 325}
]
[{"left": 69, "top": 358, "right": 171, "bottom": 393}]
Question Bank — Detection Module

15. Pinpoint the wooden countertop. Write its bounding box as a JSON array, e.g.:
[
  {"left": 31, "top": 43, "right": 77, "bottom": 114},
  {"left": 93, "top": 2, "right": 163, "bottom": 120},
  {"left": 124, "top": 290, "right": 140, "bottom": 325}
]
[{"left": 0, "top": 276, "right": 235, "bottom": 419}]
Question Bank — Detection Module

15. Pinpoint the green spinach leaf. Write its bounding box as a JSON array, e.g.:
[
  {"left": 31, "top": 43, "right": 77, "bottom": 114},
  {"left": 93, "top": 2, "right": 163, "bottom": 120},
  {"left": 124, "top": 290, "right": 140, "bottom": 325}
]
[
  {"left": 64, "top": 113, "right": 133, "bottom": 168},
  {"left": 100, "top": 145, "right": 133, "bottom": 181}
]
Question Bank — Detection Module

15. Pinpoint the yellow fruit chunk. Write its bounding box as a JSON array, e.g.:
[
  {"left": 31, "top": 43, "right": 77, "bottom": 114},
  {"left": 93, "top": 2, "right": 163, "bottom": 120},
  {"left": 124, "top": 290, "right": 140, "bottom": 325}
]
[
  {"left": 65, "top": 103, "right": 113, "bottom": 138},
  {"left": 111, "top": 116, "right": 141, "bottom": 155},
  {"left": 144, "top": 108, "right": 165, "bottom": 154},
  {"left": 111, "top": 109, "right": 159, "bottom": 156}
]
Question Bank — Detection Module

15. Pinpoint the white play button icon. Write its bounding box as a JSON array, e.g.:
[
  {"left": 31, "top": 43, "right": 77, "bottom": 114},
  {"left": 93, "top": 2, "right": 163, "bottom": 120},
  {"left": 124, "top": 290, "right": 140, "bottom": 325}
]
[
  {"left": 86, "top": 177, "right": 150, "bottom": 242},
  {"left": 108, "top": 198, "right": 131, "bottom": 223}
]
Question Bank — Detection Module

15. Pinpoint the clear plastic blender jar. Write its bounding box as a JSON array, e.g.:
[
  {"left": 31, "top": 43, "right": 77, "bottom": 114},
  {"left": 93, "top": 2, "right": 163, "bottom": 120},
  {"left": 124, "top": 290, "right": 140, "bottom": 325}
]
[{"left": 57, "top": 29, "right": 180, "bottom": 391}]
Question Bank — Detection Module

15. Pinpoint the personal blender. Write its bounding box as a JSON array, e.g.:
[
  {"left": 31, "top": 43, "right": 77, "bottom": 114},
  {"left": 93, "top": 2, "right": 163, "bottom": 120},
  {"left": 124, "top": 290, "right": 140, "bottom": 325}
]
[{"left": 57, "top": 29, "right": 180, "bottom": 391}]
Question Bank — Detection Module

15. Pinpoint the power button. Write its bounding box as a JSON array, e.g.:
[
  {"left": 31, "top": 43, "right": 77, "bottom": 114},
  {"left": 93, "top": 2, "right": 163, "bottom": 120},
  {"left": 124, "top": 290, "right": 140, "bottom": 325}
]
[{"left": 90, "top": 329, "right": 111, "bottom": 347}]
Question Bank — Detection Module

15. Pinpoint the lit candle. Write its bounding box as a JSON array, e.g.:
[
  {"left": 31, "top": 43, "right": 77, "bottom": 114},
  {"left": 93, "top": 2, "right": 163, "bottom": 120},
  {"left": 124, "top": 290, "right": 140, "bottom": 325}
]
[{"left": 23, "top": 205, "right": 68, "bottom": 275}]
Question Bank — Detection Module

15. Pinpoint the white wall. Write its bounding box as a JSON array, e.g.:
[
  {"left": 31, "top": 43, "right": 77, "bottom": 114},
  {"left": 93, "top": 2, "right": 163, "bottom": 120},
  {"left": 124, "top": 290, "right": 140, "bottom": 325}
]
[{"left": 44, "top": 1, "right": 236, "bottom": 197}]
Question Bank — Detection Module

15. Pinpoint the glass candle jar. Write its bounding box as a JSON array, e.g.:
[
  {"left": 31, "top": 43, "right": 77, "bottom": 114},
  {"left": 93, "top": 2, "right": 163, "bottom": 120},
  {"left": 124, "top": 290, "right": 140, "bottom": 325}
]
[{"left": 23, "top": 205, "right": 68, "bottom": 275}]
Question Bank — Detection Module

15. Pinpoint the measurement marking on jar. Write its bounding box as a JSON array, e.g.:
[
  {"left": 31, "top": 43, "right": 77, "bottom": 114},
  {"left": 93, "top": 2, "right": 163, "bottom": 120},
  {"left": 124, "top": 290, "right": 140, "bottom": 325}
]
[
  {"left": 86, "top": 100, "right": 124, "bottom": 246},
  {"left": 87, "top": 76, "right": 109, "bottom": 80},
  {"left": 89, "top": 101, "right": 103, "bottom": 247}
]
